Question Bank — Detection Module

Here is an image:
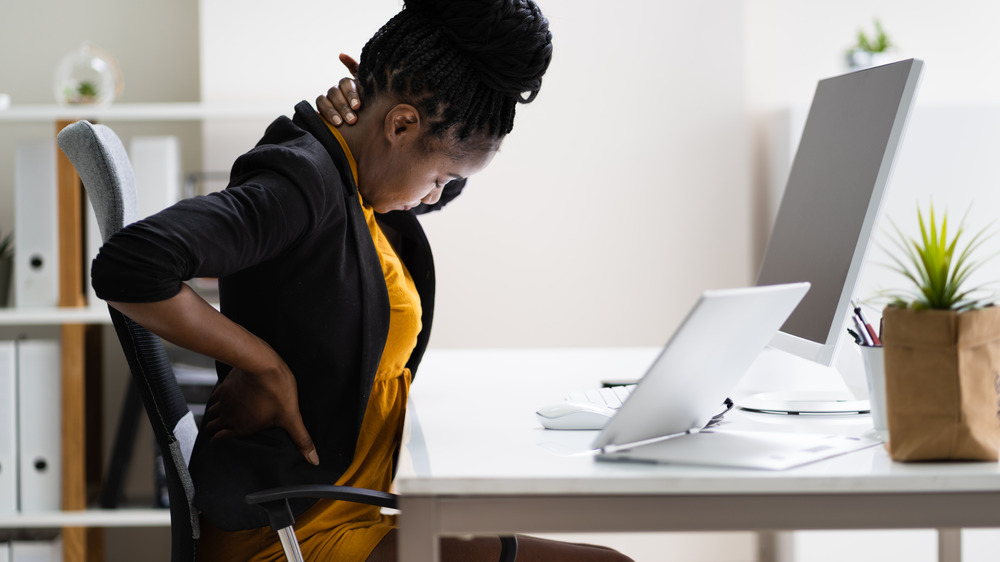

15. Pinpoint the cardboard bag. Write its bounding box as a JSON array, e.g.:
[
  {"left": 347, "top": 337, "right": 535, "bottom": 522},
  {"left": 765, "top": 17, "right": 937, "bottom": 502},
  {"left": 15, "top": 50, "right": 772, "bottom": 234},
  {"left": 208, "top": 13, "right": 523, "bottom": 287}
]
[{"left": 882, "top": 305, "right": 1000, "bottom": 461}]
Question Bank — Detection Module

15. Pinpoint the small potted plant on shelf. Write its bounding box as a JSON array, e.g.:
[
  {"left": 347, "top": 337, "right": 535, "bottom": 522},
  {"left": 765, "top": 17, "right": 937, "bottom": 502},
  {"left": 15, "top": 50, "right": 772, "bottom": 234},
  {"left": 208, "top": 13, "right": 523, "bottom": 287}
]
[
  {"left": 846, "top": 19, "right": 896, "bottom": 70},
  {"left": 879, "top": 203, "right": 1000, "bottom": 462},
  {"left": 53, "top": 42, "right": 123, "bottom": 107},
  {"left": 68, "top": 80, "right": 101, "bottom": 104},
  {"left": 0, "top": 231, "right": 11, "bottom": 307}
]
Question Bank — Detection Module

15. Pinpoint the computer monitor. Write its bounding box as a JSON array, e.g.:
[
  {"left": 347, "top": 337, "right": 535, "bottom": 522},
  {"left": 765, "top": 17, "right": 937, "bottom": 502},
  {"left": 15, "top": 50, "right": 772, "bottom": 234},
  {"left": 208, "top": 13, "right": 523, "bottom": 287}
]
[{"left": 748, "top": 59, "right": 923, "bottom": 412}]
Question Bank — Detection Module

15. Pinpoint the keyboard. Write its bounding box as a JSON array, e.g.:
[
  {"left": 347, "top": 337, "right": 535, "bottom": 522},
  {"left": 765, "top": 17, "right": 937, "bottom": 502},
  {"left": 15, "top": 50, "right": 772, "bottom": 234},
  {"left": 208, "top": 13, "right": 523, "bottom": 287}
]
[{"left": 565, "top": 384, "right": 636, "bottom": 410}]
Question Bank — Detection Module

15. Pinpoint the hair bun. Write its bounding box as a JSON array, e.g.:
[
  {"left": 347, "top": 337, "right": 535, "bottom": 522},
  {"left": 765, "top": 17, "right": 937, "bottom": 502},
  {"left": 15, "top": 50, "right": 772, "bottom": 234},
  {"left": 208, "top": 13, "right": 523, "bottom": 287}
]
[{"left": 404, "top": 0, "right": 552, "bottom": 102}]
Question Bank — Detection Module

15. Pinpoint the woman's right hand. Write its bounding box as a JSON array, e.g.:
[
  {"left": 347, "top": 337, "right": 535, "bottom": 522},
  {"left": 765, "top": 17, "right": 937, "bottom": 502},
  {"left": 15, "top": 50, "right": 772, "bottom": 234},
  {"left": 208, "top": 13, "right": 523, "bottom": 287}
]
[
  {"left": 203, "top": 363, "right": 320, "bottom": 466},
  {"left": 108, "top": 286, "right": 320, "bottom": 467},
  {"left": 316, "top": 53, "right": 362, "bottom": 126}
]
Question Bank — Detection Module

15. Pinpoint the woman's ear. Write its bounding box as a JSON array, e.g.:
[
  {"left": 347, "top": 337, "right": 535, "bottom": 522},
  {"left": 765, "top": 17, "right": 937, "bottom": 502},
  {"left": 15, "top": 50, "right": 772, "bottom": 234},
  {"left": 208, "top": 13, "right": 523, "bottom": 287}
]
[{"left": 384, "top": 104, "right": 421, "bottom": 146}]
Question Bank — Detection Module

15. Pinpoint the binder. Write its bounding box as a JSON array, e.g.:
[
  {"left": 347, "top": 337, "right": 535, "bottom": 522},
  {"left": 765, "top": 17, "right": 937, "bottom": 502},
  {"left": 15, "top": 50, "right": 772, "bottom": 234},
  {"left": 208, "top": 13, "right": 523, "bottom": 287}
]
[
  {"left": 9, "top": 538, "right": 59, "bottom": 562},
  {"left": 13, "top": 142, "right": 59, "bottom": 308},
  {"left": 130, "top": 135, "right": 182, "bottom": 220},
  {"left": 16, "top": 339, "right": 61, "bottom": 513},
  {"left": 0, "top": 342, "right": 16, "bottom": 515}
]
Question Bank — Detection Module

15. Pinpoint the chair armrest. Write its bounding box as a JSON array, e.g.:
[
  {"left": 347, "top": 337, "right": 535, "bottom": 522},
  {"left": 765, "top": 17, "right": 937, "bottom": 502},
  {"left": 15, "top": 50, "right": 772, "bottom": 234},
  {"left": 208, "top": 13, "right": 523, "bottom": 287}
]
[
  {"left": 246, "top": 485, "right": 516, "bottom": 562},
  {"left": 246, "top": 484, "right": 398, "bottom": 509},
  {"left": 246, "top": 484, "right": 397, "bottom": 533}
]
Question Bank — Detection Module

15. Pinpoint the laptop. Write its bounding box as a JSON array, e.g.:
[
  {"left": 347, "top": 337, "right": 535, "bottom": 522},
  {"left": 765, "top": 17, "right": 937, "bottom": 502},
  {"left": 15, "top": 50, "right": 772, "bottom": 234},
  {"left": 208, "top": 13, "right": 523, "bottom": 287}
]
[{"left": 580, "top": 283, "right": 879, "bottom": 470}]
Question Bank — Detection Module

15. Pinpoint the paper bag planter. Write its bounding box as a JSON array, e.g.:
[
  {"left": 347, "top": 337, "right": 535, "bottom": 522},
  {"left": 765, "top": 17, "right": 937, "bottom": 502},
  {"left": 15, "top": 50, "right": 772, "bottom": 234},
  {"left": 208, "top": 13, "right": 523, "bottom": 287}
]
[
  {"left": 878, "top": 203, "right": 1000, "bottom": 462},
  {"left": 882, "top": 305, "right": 1000, "bottom": 461}
]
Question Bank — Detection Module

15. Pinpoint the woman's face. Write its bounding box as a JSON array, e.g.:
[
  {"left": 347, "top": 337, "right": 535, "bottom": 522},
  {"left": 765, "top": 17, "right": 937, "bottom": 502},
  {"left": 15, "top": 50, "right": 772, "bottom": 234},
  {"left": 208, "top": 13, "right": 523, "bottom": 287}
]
[
  {"left": 357, "top": 104, "right": 497, "bottom": 214},
  {"left": 360, "top": 138, "right": 495, "bottom": 214}
]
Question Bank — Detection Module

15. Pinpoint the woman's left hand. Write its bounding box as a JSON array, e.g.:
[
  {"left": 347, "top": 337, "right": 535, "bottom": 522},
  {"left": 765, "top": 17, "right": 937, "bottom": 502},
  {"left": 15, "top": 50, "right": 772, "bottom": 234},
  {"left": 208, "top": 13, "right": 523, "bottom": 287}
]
[{"left": 317, "top": 53, "right": 361, "bottom": 126}]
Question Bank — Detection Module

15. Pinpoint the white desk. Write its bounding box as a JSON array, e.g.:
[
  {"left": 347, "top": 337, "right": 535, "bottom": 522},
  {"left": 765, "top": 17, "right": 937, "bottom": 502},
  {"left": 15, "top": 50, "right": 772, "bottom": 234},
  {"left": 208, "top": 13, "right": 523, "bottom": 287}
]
[{"left": 395, "top": 348, "right": 1000, "bottom": 562}]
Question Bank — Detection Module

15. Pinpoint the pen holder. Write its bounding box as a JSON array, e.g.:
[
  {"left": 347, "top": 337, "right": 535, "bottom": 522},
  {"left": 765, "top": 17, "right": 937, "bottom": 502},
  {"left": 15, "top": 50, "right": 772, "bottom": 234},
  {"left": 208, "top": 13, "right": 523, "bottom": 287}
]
[{"left": 859, "top": 345, "right": 888, "bottom": 442}]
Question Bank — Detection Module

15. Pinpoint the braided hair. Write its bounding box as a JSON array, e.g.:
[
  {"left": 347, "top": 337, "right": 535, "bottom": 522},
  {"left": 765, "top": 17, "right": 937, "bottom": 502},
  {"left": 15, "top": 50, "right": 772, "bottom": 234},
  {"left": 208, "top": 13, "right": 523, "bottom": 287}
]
[{"left": 357, "top": 0, "right": 553, "bottom": 148}]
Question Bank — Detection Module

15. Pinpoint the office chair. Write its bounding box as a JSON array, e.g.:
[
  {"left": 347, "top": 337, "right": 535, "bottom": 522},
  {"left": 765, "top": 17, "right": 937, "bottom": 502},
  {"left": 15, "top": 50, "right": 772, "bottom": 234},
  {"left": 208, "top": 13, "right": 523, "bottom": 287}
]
[{"left": 56, "top": 120, "right": 517, "bottom": 562}]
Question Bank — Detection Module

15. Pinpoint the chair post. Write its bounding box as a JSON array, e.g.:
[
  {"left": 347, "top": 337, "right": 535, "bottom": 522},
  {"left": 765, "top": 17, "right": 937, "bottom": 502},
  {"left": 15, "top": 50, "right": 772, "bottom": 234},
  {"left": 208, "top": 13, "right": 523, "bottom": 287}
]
[
  {"left": 259, "top": 498, "right": 305, "bottom": 561},
  {"left": 276, "top": 526, "right": 305, "bottom": 562}
]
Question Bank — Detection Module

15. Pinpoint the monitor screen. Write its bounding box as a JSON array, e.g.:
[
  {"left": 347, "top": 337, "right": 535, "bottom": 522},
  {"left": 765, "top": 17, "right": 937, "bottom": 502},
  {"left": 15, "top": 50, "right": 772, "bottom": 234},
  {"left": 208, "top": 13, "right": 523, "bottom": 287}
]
[{"left": 756, "top": 59, "right": 923, "bottom": 366}]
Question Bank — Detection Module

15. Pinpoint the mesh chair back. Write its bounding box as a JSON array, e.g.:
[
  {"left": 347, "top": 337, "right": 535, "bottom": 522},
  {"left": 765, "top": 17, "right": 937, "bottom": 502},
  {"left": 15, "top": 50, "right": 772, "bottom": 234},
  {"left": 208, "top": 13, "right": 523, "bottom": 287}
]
[{"left": 57, "top": 121, "right": 200, "bottom": 562}]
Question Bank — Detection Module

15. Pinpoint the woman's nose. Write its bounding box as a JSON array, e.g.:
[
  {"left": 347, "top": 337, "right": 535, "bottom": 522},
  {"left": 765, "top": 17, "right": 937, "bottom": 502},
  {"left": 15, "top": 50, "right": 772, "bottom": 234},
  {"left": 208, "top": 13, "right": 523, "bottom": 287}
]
[{"left": 422, "top": 186, "right": 443, "bottom": 206}]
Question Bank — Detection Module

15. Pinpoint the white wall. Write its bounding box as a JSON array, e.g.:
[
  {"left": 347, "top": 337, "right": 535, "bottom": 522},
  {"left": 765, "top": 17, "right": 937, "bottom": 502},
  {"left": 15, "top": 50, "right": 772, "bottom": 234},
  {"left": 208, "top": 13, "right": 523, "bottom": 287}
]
[
  {"left": 200, "top": 0, "right": 753, "bottom": 349},
  {"left": 746, "top": 0, "right": 1000, "bottom": 111}
]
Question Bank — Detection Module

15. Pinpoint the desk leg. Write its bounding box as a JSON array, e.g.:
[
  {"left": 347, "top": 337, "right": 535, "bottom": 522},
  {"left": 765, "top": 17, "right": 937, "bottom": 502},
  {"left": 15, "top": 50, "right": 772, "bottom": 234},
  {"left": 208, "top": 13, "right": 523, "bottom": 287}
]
[
  {"left": 399, "top": 496, "right": 439, "bottom": 562},
  {"left": 937, "top": 528, "right": 961, "bottom": 562},
  {"left": 757, "top": 531, "right": 794, "bottom": 562}
]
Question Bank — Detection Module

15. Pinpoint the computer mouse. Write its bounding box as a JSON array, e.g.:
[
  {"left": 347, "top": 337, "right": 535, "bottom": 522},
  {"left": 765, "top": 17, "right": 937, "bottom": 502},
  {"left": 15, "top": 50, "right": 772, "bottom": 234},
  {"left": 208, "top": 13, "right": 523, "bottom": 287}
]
[{"left": 535, "top": 401, "right": 616, "bottom": 430}]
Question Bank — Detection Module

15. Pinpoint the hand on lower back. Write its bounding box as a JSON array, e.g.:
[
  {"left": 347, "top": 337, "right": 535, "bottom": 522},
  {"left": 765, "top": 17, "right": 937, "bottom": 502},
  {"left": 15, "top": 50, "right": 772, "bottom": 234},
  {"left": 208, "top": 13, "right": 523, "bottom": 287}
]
[{"left": 203, "top": 365, "right": 320, "bottom": 466}]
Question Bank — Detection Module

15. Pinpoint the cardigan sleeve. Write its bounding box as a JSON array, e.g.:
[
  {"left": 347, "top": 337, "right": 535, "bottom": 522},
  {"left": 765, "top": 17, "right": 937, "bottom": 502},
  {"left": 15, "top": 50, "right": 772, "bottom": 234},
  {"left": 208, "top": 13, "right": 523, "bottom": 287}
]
[{"left": 92, "top": 130, "right": 342, "bottom": 303}]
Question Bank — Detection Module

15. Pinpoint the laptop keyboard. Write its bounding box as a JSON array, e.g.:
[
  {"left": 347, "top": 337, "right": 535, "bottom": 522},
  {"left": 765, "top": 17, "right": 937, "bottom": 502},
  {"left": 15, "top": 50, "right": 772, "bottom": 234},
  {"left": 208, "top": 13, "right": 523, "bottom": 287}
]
[{"left": 565, "top": 385, "right": 636, "bottom": 410}]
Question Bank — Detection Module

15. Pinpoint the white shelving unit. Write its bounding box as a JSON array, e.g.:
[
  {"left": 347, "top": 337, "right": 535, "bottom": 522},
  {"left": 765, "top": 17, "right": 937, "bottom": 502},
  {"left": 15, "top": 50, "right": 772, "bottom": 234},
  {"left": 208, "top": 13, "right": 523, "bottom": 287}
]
[
  {"left": 0, "top": 306, "right": 172, "bottom": 536},
  {"left": 0, "top": 102, "right": 280, "bottom": 560}
]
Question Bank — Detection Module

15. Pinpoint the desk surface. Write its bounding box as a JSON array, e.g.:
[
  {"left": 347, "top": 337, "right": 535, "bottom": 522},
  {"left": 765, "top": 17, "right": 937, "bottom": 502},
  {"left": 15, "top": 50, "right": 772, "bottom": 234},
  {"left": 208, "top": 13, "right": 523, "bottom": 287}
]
[
  {"left": 395, "top": 347, "right": 1000, "bottom": 562},
  {"left": 398, "top": 347, "right": 1000, "bottom": 496}
]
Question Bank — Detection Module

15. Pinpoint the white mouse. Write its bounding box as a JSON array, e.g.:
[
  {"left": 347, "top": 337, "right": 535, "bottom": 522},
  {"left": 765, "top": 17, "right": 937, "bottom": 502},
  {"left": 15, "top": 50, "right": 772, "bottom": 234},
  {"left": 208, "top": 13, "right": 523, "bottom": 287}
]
[{"left": 536, "top": 401, "right": 616, "bottom": 430}]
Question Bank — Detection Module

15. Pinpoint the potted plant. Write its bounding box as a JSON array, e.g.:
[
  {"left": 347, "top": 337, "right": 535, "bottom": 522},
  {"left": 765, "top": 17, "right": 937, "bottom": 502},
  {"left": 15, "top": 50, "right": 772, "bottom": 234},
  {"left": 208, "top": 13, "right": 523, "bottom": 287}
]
[
  {"left": 69, "top": 80, "right": 101, "bottom": 104},
  {"left": 846, "top": 19, "right": 895, "bottom": 70},
  {"left": 53, "top": 42, "right": 123, "bottom": 108},
  {"left": 0, "top": 231, "right": 11, "bottom": 307},
  {"left": 879, "top": 203, "right": 1000, "bottom": 461}
]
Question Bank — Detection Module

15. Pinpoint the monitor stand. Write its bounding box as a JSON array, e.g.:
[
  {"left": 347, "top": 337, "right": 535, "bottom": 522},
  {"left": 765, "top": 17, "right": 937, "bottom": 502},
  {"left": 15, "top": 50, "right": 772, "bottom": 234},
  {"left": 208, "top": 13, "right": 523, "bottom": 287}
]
[
  {"left": 735, "top": 341, "right": 870, "bottom": 415},
  {"left": 738, "top": 391, "right": 869, "bottom": 415}
]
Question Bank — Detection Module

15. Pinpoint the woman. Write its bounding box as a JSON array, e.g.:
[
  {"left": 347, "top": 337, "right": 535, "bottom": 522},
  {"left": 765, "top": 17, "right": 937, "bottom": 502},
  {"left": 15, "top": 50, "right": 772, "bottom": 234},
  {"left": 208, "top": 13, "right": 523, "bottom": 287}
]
[{"left": 92, "top": 0, "right": 631, "bottom": 560}]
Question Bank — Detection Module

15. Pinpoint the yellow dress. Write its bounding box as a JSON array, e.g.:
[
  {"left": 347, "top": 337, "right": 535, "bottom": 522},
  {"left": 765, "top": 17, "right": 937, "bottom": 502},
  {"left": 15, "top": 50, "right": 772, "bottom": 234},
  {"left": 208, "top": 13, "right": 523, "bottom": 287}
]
[{"left": 197, "top": 123, "right": 423, "bottom": 561}]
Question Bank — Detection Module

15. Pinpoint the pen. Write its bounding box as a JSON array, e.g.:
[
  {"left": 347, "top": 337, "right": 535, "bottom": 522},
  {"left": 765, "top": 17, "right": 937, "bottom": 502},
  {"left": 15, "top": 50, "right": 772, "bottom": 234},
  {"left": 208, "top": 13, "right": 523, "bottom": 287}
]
[
  {"left": 853, "top": 302, "right": 881, "bottom": 346},
  {"left": 852, "top": 313, "right": 873, "bottom": 346},
  {"left": 847, "top": 327, "right": 863, "bottom": 345}
]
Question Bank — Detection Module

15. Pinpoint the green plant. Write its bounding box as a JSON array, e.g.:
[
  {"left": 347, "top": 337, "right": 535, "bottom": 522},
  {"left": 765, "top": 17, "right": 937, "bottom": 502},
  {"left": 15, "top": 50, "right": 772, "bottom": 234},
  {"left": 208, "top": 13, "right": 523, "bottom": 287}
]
[
  {"left": 853, "top": 20, "right": 892, "bottom": 54},
  {"left": 77, "top": 80, "right": 99, "bottom": 99},
  {"left": 880, "top": 203, "right": 997, "bottom": 311}
]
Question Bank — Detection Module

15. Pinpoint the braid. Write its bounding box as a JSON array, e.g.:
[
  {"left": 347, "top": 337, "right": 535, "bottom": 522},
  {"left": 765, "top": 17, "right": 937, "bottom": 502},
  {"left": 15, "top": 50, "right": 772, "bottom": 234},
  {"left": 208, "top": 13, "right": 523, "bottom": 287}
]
[{"left": 357, "top": 0, "right": 553, "bottom": 144}]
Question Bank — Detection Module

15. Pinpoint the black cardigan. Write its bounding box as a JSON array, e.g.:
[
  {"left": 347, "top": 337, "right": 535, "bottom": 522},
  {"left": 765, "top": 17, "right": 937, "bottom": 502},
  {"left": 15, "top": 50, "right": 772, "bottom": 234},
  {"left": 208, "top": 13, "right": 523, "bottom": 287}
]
[{"left": 92, "top": 101, "right": 451, "bottom": 530}]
